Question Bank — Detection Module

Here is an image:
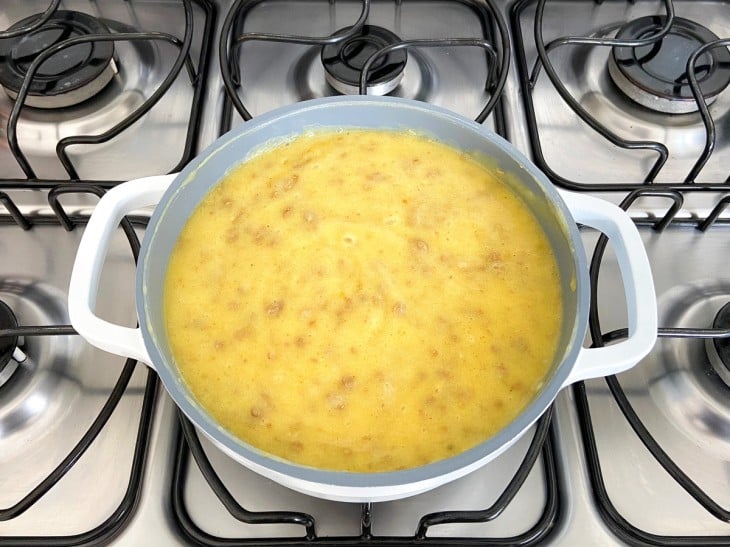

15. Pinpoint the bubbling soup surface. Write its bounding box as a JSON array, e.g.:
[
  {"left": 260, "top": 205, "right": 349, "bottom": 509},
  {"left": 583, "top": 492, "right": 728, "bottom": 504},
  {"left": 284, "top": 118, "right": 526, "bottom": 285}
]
[{"left": 164, "top": 130, "right": 563, "bottom": 472}]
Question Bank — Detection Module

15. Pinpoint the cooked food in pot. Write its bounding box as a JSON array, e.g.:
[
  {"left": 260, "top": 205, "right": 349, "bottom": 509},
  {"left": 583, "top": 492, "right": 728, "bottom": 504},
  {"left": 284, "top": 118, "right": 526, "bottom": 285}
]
[{"left": 163, "top": 130, "right": 563, "bottom": 472}]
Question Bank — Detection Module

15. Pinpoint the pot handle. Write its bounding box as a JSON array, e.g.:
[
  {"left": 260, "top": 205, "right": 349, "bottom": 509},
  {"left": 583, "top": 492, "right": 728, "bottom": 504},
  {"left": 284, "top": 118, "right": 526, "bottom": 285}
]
[
  {"left": 559, "top": 190, "right": 657, "bottom": 386},
  {"left": 68, "top": 174, "right": 177, "bottom": 370}
]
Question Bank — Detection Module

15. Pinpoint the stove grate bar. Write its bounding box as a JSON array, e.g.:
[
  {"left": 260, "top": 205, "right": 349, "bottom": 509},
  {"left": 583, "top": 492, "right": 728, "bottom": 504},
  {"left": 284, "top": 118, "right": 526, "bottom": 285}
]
[
  {"left": 0, "top": 357, "right": 137, "bottom": 522},
  {"left": 573, "top": 191, "right": 730, "bottom": 545},
  {"left": 219, "top": 0, "right": 509, "bottom": 127},
  {"left": 0, "top": 0, "right": 61, "bottom": 40},
  {"left": 414, "top": 407, "right": 554, "bottom": 539},
  {"left": 574, "top": 379, "right": 730, "bottom": 547},
  {"left": 0, "top": 369, "right": 159, "bottom": 547},
  {"left": 0, "top": 186, "right": 159, "bottom": 545},
  {"left": 178, "top": 412, "right": 317, "bottom": 539},
  {"left": 7, "top": 10, "right": 195, "bottom": 180},
  {"left": 1, "top": 0, "right": 217, "bottom": 184},
  {"left": 685, "top": 39, "right": 730, "bottom": 183},
  {"left": 606, "top": 373, "right": 730, "bottom": 522},
  {"left": 511, "top": 0, "right": 730, "bottom": 191},
  {"left": 699, "top": 196, "right": 730, "bottom": 231},
  {"left": 220, "top": 0, "right": 371, "bottom": 122},
  {"left": 0, "top": 192, "right": 31, "bottom": 230},
  {"left": 170, "top": 407, "right": 560, "bottom": 545},
  {"left": 356, "top": 38, "right": 502, "bottom": 123}
]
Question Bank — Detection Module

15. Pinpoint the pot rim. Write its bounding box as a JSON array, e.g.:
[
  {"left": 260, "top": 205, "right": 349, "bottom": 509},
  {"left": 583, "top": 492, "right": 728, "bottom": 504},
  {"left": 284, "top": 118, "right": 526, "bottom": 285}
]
[{"left": 137, "top": 95, "right": 589, "bottom": 492}]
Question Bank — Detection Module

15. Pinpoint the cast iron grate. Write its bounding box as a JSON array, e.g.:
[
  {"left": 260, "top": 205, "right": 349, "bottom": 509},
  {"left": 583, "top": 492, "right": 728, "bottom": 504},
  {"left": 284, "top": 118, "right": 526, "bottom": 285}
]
[
  {"left": 0, "top": 0, "right": 219, "bottom": 536},
  {"left": 0, "top": 188, "right": 157, "bottom": 546},
  {"left": 0, "top": 0, "right": 217, "bottom": 186},
  {"left": 218, "top": 0, "right": 510, "bottom": 133},
  {"left": 511, "top": 0, "right": 730, "bottom": 191},
  {"left": 170, "top": 407, "right": 560, "bottom": 546},
  {"left": 513, "top": 0, "right": 730, "bottom": 535},
  {"left": 577, "top": 188, "right": 730, "bottom": 546}
]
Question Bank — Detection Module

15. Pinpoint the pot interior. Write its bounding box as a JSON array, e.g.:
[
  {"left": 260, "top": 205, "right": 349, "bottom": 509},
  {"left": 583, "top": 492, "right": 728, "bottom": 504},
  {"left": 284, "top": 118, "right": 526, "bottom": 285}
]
[{"left": 138, "top": 96, "right": 587, "bottom": 490}]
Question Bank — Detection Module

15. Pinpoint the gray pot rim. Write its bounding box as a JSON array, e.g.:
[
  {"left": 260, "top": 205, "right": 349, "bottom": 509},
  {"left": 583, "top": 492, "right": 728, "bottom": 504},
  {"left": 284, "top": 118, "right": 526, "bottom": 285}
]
[{"left": 137, "top": 95, "right": 588, "bottom": 491}]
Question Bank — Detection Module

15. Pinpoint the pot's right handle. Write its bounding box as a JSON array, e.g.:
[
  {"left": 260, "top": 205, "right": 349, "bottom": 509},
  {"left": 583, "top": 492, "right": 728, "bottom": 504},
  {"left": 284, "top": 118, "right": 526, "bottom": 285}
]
[
  {"left": 68, "top": 174, "right": 177, "bottom": 370},
  {"left": 559, "top": 190, "right": 657, "bottom": 387}
]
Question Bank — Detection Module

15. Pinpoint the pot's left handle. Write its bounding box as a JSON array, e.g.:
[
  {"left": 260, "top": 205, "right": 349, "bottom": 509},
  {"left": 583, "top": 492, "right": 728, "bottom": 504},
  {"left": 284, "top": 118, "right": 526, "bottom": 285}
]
[{"left": 68, "top": 174, "right": 177, "bottom": 370}]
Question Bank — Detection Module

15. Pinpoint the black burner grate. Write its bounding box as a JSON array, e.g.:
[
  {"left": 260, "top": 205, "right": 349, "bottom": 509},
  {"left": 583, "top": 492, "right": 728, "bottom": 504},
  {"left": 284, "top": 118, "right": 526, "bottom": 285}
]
[
  {"left": 170, "top": 408, "right": 561, "bottom": 546},
  {"left": 0, "top": 0, "right": 217, "bottom": 185},
  {"left": 513, "top": 2, "right": 730, "bottom": 540},
  {"left": 0, "top": 187, "right": 158, "bottom": 546},
  {"left": 0, "top": 1, "right": 218, "bottom": 542},
  {"left": 574, "top": 189, "right": 730, "bottom": 546},
  {"left": 511, "top": 0, "right": 730, "bottom": 190},
  {"left": 219, "top": 0, "right": 510, "bottom": 131}
]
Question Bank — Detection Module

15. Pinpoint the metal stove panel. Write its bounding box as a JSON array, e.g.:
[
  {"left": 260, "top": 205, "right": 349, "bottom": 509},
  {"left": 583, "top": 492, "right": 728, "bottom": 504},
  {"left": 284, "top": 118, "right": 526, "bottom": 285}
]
[
  {"left": 512, "top": 1, "right": 730, "bottom": 186},
  {"left": 176, "top": 425, "right": 548, "bottom": 540},
  {"left": 580, "top": 224, "right": 730, "bottom": 537},
  {"left": 226, "top": 0, "right": 497, "bottom": 128},
  {"left": 2, "top": 0, "right": 729, "bottom": 545},
  {"left": 0, "top": 1, "right": 210, "bottom": 182},
  {"left": 0, "top": 220, "right": 148, "bottom": 537}
]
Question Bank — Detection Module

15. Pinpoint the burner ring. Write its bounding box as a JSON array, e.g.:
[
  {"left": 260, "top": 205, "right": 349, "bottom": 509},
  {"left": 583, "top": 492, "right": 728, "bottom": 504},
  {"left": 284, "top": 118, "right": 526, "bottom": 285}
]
[
  {"left": 706, "top": 302, "right": 730, "bottom": 387},
  {"left": 609, "top": 16, "right": 730, "bottom": 114},
  {"left": 0, "top": 10, "right": 116, "bottom": 109},
  {"left": 321, "top": 25, "right": 407, "bottom": 96},
  {"left": 0, "top": 300, "right": 19, "bottom": 379}
]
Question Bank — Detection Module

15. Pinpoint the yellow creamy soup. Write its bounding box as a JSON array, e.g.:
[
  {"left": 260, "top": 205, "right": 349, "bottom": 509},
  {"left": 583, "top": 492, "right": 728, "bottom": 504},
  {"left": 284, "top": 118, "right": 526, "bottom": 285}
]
[{"left": 164, "top": 130, "right": 563, "bottom": 472}]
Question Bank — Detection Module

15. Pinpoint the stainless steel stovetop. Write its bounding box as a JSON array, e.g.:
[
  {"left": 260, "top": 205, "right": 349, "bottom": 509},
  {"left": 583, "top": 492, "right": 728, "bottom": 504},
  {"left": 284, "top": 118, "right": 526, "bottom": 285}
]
[{"left": 0, "top": 1, "right": 728, "bottom": 545}]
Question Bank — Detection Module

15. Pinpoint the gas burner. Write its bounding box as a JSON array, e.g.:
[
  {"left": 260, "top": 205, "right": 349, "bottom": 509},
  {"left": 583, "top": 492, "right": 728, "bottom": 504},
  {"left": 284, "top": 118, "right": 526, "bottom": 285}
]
[
  {"left": 706, "top": 302, "right": 730, "bottom": 387},
  {"left": 646, "top": 283, "right": 730, "bottom": 459},
  {"left": 0, "top": 279, "right": 79, "bottom": 442},
  {"left": 321, "top": 25, "right": 407, "bottom": 96},
  {"left": 0, "top": 10, "right": 117, "bottom": 109},
  {"left": 0, "top": 300, "right": 21, "bottom": 388},
  {"left": 608, "top": 16, "right": 730, "bottom": 114}
]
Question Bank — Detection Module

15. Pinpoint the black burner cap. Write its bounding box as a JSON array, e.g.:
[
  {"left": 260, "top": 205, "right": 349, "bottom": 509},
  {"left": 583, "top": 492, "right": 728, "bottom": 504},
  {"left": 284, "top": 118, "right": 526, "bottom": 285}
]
[
  {"left": 321, "top": 25, "right": 407, "bottom": 95},
  {"left": 609, "top": 16, "right": 730, "bottom": 114},
  {"left": 0, "top": 10, "right": 114, "bottom": 104},
  {"left": 0, "top": 300, "right": 19, "bottom": 374},
  {"left": 709, "top": 302, "right": 730, "bottom": 380}
]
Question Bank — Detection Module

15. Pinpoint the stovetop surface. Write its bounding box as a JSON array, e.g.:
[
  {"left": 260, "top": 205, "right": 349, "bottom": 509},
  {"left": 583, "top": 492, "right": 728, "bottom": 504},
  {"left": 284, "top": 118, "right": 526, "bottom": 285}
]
[
  {"left": 0, "top": 0, "right": 212, "bottom": 185},
  {"left": 0, "top": 226, "right": 148, "bottom": 538},
  {"left": 0, "top": 1, "right": 729, "bottom": 545},
  {"left": 512, "top": 0, "right": 730, "bottom": 186}
]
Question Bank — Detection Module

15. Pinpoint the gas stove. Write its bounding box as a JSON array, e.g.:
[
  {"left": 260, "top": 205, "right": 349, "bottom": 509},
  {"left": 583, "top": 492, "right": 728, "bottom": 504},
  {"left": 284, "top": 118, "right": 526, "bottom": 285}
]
[{"left": 0, "top": 1, "right": 728, "bottom": 545}]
